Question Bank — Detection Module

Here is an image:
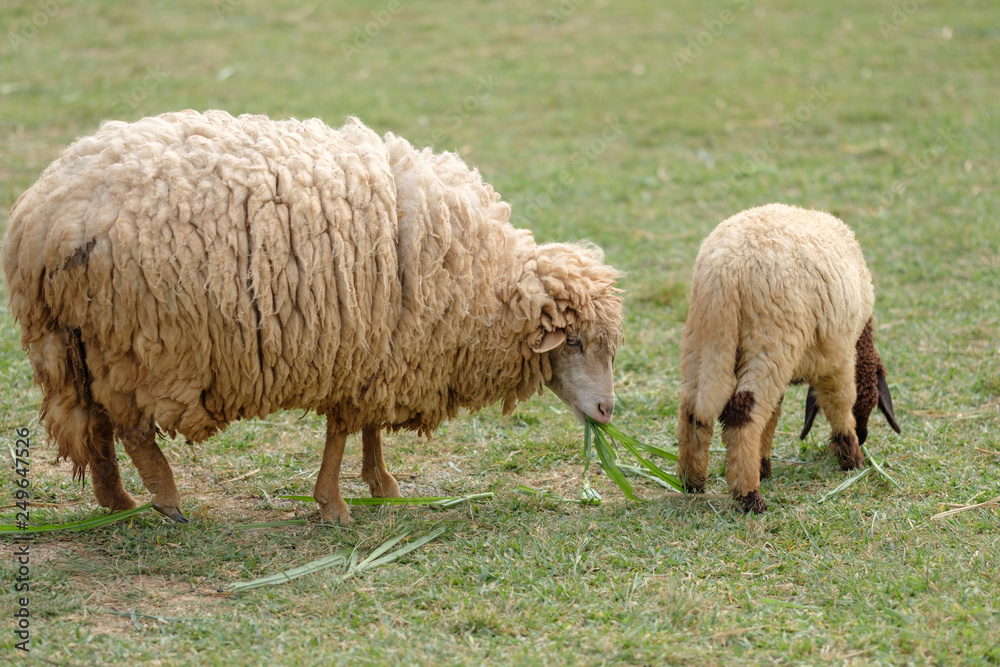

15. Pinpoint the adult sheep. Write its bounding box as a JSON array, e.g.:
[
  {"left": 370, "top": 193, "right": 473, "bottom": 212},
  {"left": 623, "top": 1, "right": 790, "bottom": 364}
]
[
  {"left": 3, "top": 110, "right": 624, "bottom": 525},
  {"left": 676, "top": 203, "right": 900, "bottom": 513}
]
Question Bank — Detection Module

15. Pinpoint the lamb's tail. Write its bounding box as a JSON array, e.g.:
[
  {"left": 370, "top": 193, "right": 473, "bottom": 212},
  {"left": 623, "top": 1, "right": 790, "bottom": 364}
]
[
  {"left": 28, "top": 326, "right": 111, "bottom": 481},
  {"left": 679, "top": 269, "right": 741, "bottom": 425}
]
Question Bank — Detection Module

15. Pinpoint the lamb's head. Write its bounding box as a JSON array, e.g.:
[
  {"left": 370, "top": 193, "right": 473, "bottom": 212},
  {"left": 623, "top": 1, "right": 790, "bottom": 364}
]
[
  {"left": 801, "top": 319, "right": 901, "bottom": 444},
  {"left": 531, "top": 242, "right": 624, "bottom": 424}
]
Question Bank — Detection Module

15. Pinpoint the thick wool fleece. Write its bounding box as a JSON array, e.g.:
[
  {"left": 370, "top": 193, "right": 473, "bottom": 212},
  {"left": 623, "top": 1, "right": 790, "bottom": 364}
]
[
  {"left": 3, "top": 110, "right": 623, "bottom": 479},
  {"left": 681, "top": 203, "right": 874, "bottom": 424},
  {"left": 676, "top": 203, "right": 891, "bottom": 508}
]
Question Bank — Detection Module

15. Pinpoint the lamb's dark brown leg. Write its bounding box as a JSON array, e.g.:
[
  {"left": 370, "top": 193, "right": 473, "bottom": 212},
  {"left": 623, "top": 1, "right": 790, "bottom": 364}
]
[
  {"left": 813, "top": 374, "right": 864, "bottom": 470},
  {"left": 314, "top": 418, "right": 350, "bottom": 525},
  {"left": 361, "top": 426, "right": 400, "bottom": 498},
  {"left": 721, "top": 390, "right": 768, "bottom": 514},
  {"left": 119, "top": 420, "right": 186, "bottom": 523},
  {"left": 758, "top": 395, "right": 783, "bottom": 481},
  {"left": 89, "top": 412, "right": 137, "bottom": 512}
]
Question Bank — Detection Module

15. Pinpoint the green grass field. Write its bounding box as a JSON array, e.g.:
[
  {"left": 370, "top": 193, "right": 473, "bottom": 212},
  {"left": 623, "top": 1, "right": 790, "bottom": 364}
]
[{"left": 1, "top": 1, "right": 998, "bottom": 664}]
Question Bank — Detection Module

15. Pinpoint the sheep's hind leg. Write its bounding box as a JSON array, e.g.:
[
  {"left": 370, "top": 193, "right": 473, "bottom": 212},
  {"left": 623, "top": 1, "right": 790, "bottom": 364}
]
[
  {"left": 314, "top": 418, "right": 351, "bottom": 525},
  {"left": 677, "top": 394, "right": 714, "bottom": 494},
  {"left": 90, "top": 412, "right": 138, "bottom": 512},
  {"left": 361, "top": 426, "right": 400, "bottom": 498},
  {"left": 720, "top": 390, "right": 769, "bottom": 514},
  {"left": 758, "top": 395, "right": 783, "bottom": 481},
  {"left": 120, "top": 420, "right": 187, "bottom": 523}
]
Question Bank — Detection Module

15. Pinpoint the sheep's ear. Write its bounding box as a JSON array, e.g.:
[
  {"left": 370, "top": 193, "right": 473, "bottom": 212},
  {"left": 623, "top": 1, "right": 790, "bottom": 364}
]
[
  {"left": 800, "top": 385, "right": 820, "bottom": 439},
  {"left": 877, "top": 370, "right": 901, "bottom": 433},
  {"left": 531, "top": 329, "right": 566, "bottom": 353}
]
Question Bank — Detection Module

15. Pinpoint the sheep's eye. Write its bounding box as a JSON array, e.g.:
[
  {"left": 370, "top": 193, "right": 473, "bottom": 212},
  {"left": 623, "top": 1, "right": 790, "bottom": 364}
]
[{"left": 566, "top": 334, "right": 583, "bottom": 349}]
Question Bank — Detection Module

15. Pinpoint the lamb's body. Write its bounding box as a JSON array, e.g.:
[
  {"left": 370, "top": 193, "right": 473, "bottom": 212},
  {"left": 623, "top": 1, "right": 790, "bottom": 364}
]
[
  {"left": 676, "top": 204, "right": 899, "bottom": 512},
  {"left": 4, "top": 110, "right": 623, "bottom": 523}
]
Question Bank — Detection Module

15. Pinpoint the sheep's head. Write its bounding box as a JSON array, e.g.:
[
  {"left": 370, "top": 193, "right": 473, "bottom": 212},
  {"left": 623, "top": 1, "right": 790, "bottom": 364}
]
[
  {"left": 530, "top": 242, "right": 624, "bottom": 424},
  {"left": 533, "top": 325, "right": 618, "bottom": 424},
  {"left": 800, "top": 319, "right": 901, "bottom": 444}
]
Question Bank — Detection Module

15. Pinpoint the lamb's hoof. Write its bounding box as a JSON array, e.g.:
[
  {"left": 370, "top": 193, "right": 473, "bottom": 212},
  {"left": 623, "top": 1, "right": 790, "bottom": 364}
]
[
  {"left": 832, "top": 433, "right": 864, "bottom": 470},
  {"left": 736, "top": 490, "right": 767, "bottom": 514},
  {"left": 760, "top": 457, "right": 772, "bottom": 480},
  {"left": 319, "top": 501, "right": 352, "bottom": 526},
  {"left": 365, "top": 473, "right": 401, "bottom": 499},
  {"left": 153, "top": 502, "right": 189, "bottom": 524},
  {"left": 682, "top": 477, "right": 705, "bottom": 494}
]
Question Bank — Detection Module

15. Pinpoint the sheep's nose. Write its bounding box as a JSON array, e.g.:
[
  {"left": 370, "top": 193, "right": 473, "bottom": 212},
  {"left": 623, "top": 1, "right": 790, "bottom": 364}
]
[{"left": 596, "top": 400, "right": 614, "bottom": 424}]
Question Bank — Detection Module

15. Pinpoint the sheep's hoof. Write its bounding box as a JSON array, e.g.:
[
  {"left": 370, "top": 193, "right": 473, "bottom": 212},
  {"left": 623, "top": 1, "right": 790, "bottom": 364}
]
[
  {"left": 759, "top": 457, "right": 772, "bottom": 480},
  {"left": 681, "top": 476, "right": 705, "bottom": 494},
  {"left": 153, "top": 502, "right": 189, "bottom": 524},
  {"left": 365, "top": 473, "right": 401, "bottom": 499},
  {"left": 736, "top": 490, "right": 767, "bottom": 514},
  {"left": 105, "top": 494, "right": 139, "bottom": 513},
  {"left": 319, "top": 501, "right": 352, "bottom": 526},
  {"left": 832, "top": 433, "right": 864, "bottom": 470}
]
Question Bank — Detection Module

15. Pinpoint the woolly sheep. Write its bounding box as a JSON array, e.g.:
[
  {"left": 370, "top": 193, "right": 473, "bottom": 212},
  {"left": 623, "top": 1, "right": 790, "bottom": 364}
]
[
  {"left": 3, "top": 110, "right": 624, "bottom": 525},
  {"left": 676, "top": 203, "right": 900, "bottom": 513}
]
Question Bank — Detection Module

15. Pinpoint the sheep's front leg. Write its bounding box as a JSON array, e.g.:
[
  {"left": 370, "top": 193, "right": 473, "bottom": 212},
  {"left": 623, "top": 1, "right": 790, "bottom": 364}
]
[
  {"left": 720, "top": 390, "right": 768, "bottom": 513},
  {"left": 813, "top": 375, "right": 863, "bottom": 469},
  {"left": 314, "top": 420, "right": 351, "bottom": 525},
  {"left": 361, "top": 426, "right": 400, "bottom": 498},
  {"left": 90, "top": 412, "right": 138, "bottom": 512},
  {"left": 119, "top": 420, "right": 186, "bottom": 523},
  {"left": 758, "top": 395, "right": 783, "bottom": 481}
]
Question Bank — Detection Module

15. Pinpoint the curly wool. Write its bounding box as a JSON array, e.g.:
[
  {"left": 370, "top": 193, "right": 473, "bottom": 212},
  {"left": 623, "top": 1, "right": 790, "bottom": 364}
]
[
  {"left": 676, "top": 203, "right": 897, "bottom": 509},
  {"left": 3, "top": 110, "right": 623, "bottom": 478},
  {"left": 681, "top": 203, "right": 875, "bottom": 420}
]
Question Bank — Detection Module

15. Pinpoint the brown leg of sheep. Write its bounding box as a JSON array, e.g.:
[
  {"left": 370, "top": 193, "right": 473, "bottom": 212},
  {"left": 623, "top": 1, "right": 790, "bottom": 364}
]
[
  {"left": 812, "top": 375, "right": 864, "bottom": 470},
  {"left": 677, "top": 394, "right": 714, "bottom": 494},
  {"left": 721, "top": 390, "right": 768, "bottom": 514},
  {"left": 89, "top": 413, "right": 138, "bottom": 512},
  {"left": 758, "top": 395, "right": 783, "bottom": 481},
  {"left": 119, "top": 421, "right": 187, "bottom": 523},
  {"left": 361, "top": 426, "right": 400, "bottom": 498},
  {"left": 314, "top": 419, "right": 351, "bottom": 525}
]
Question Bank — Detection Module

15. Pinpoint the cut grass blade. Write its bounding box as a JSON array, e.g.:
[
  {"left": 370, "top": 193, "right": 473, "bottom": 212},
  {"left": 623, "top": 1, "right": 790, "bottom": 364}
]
[
  {"left": 277, "top": 493, "right": 493, "bottom": 509},
  {"left": 228, "top": 524, "right": 448, "bottom": 593},
  {"left": 861, "top": 444, "right": 902, "bottom": 489},
  {"left": 0, "top": 503, "right": 155, "bottom": 534},
  {"left": 587, "top": 420, "right": 639, "bottom": 500},
  {"left": 228, "top": 550, "right": 353, "bottom": 592},
  {"left": 585, "top": 418, "right": 684, "bottom": 499},
  {"left": 597, "top": 421, "right": 679, "bottom": 463},
  {"left": 517, "top": 484, "right": 601, "bottom": 505},
  {"left": 818, "top": 467, "right": 873, "bottom": 504},
  {"left": 231, "top": 519, "right": 310, "bottom": 529}
]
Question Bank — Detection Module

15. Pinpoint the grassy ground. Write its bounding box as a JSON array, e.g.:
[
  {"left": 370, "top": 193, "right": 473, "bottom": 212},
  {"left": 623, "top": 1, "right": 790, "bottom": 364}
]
[{"left": 1, "top": 0, "right": 998, "bottom": 664}]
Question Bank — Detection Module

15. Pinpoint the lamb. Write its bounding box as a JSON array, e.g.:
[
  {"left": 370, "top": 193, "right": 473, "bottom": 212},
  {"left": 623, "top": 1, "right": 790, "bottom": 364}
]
[
  {"left": 3, "top": 110, "right": 624, "bottom": 525},
  {"left": 675, "top": 203, "right": 900, "bottom": 513}
]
